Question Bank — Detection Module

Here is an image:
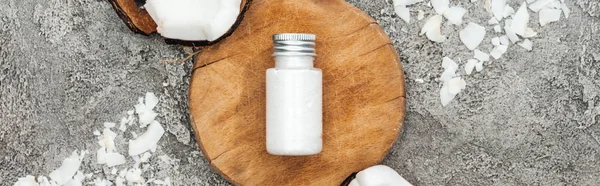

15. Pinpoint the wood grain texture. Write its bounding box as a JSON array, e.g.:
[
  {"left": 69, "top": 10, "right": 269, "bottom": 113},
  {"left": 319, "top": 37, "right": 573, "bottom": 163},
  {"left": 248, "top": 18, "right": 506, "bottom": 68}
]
[{"left": 189, "top": 0, "right": 406, "bottom": 185}]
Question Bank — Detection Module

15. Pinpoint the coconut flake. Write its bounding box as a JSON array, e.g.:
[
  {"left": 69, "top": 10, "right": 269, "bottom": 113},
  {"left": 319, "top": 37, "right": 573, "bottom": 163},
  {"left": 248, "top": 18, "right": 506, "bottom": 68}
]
[
  {"left": 474, "top": 49, "right": 490, "bottom": 61},
  {"left": 105, "top": 153, "right": 127, "bottom": 167},
  {"left": 354, "top": 165, "right": 413, "bottom": 186},
  {"left": 491, "top": 0, "right": 506, "bottom": 21},
  {"left": 504, "top": 25, "right": 520, "bottom": 43},
  {"left": 459, "top": 22, "right": 486, "bottom": 50},
  {"left": 511, "top": 3, "right": 529, "bottom": 36},
  {"left": 440, "top": 57, "right": 458, "bottom": 82},
  {"left": 465, "top": 59, "right": 478, "bottom": 75},
  {"left": 443, "top": 7, "right": 467, "bottom": 25},
  {"left": 503, "top": 5, "right": 515, "bottom": 18},
  {"left": 431, "top": 0, "right": 449, "bottom": 15},
  {"left": 487, "top": 17, "right": 499, "bottom": 25},
  {"left": 138, "top": 111, "right": 158, "bottom": 128},
  {"left": 93, "top": 130, "right": 101, "bottom": 136},
  {"left": 128, "top": 120, "right": 165, "bottom": 156},
  {"left": 417, "top": 10, "right": 425, "bottom": 20},
  {"left": 442, "top": 57, "right": 459, "bottom": 71},
  {"left": 560, "top": 3, "right": 570, "bottom": 18},
  {"left": 490, "top": 45, "right": 509, "bottom": 59},
  {"left": 102, "top": 128, "right": 117, "bottom": 152},
  {"left": 14, "top": 175, "right": 38, "bottom": 186},
  {"left": 49, "top": 151, "right": 85, "bottom": 185},
  {"left": 494, "top": 25, "right": 502, "bottom": 33},
  {"left": 492, "top": 37, "right": 501, "bottom": 46},
  {"left": 539, "top": 8, "right": 562, "bottom": 26},
  {"left": 447, "top": 77, "right": 467, "bottom": 94},
  {"left": 523, "top": 27, "right": 538, "bottom": 38},
  {"left": 529, "top": 0, "right": 553, "bottom": 12},
  {"left": 440, "top": 83, "right": 457, "bottom": 106},
  {"left": 475, "top": 61, "right": 484, "bottom": 72},
  {"left": 518, "top": 39, "right": 533, "bottom": 51},
  {"left": 394, "top": 5, "right": 411, "bottom": 23},
  {"left": 499, "top": 35, "right": 510, "bottom": 46},
  {"left": 125, "top": 168, "right": 144, "bottom": 183},
  {"left": 64, "top": 171, "right": 85, "bottom": 186},
  {"left": 37, "top": 176, "right": 55, "bottom": 186},
  {"left": 96, "top": 148, "right": 107, "bottom": 164},
  {"left": 92, "top": 178, "right": 112, "bottom": 186},
  {"left": 420, "top": 15, "right": 446, "bottom": 42}
]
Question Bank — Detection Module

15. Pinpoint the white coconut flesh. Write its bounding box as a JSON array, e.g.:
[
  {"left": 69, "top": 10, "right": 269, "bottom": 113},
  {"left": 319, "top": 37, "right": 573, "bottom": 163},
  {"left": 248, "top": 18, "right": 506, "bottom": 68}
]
[
  {"left": 144, "top": 0, "right": 242, "bottom": 41},
  {"left": 349, "top": 165, "right": 413, "bottom": 186}
]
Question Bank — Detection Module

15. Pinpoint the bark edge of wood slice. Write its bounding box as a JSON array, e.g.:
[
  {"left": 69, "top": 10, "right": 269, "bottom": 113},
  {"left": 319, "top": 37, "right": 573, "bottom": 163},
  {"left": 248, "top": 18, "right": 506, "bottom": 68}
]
[{"left": 189, "top": 0, "right": 406, "bottom": 185}]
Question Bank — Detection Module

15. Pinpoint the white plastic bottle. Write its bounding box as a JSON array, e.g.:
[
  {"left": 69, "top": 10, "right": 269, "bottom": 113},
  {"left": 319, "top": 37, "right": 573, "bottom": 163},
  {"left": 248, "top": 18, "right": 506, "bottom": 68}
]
[{"left": 266, "top": 33, "right": 322, "bottom": 156}]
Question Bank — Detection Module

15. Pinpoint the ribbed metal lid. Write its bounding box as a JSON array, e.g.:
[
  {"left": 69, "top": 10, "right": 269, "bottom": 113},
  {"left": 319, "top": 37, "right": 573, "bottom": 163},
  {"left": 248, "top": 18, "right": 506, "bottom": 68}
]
[{"left": 273, "top": 33, "right": 316, "bottom": 56}]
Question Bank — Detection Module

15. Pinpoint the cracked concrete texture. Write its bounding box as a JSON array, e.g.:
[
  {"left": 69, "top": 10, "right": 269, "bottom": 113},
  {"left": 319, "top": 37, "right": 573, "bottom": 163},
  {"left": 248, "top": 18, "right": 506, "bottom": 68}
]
[{"left": 1, "top": 0, "right": 599, "bottom": 185}]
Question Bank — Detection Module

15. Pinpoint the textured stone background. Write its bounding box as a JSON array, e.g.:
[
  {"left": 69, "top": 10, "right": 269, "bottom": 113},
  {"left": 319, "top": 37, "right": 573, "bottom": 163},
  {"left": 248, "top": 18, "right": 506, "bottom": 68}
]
[{"left": 1, "top": 0, "right": 599, "bottom": 185}]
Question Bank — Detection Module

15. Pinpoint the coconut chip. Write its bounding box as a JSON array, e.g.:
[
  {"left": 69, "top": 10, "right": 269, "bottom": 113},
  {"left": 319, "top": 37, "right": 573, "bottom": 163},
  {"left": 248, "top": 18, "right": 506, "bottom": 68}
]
[
  {"left": 420, "top": 15, "right": 446, "bottom": 42},
  {"left": 503, "top": 4, "right": 515, "bottom": 18},
  {"left": 440, "top": 77, "right": 465, "bottom": 106},
  {"left": 474, "top": 49, "right": 490, "bottom": 61},
  {"left": 490, "top": 45, "right": 509, "bottom": 59},
  {"left": 13, "top": 175, "right": 38, "bottom": 186},
  {"left": 49, "top": 151, "right": 86, "bottom": 185},
  {"left": 443, "top": 7, "right": 467, "bottom": 25},
  {"left": 499, "top": 35, "right": 510, "bottom": 46},
  {"left": 511, "top": 2, "right": 529, "bottom": 36},
  {"left": 491, "top": 0, "right": 506, "bottom": 21},
  {"left": 475, "top": 61, "right": 484, "bottom": 72},
  {"left": 128, "top": 120, "right": 165, "bottom": 156},
  {"left": 523, "top": 27, "right": 538, "bottom": 38},
  {"left": 459, "top": 22, "right": 486, "bottom": 50},
  {"left": 487, "top": 17, "right": 499, "bottom": 25},
  {"left": 529, "top": 0, "right": 553, "bottom": 12},
  {"left": 431, "top": 0, "right": 449, "bottom": 15},
  {"left": 439, "top": 57, "right": 465, "bottom": 106},
  {"left": 504, "top": 25, "right": 520, "bottom": 43},
  {"left": 465, "top": 59, "right": 478, "bottom": 75},
  {"left": 518, "top": 39, "right": 533, "bottom": 51},
  {"left": 494, "top": 25, "right": 502, "bottom": 33},
  {"left": 539, "top": 8, "right": 562, "bottom": 26},
  {"left": 105, "top": 152, "right": 127, "bottom": 167},
  {"left": 491, "top": 37, "right": 501, "bottom": 46},
  {"left": 394, "top": 5, "right": 411, "bottom": 23}
]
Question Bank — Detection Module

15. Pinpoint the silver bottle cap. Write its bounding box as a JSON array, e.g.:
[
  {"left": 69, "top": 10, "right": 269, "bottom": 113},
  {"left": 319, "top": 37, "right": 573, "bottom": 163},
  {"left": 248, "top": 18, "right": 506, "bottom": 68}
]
[{"left": 273, "top": 33, "right": 316, "bottom": 56}]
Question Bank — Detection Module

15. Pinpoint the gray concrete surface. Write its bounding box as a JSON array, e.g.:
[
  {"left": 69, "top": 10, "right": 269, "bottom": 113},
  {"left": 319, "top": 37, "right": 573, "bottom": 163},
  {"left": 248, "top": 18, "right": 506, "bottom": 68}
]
[{"left": 0, "top": 0, "right": 599, "bottom": 185}]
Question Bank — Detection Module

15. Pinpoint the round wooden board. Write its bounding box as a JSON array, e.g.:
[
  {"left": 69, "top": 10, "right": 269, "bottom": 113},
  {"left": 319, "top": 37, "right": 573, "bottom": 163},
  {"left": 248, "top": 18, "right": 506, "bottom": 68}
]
[{"left": 189, "top": 0, "right": 406, "bottom": 185}]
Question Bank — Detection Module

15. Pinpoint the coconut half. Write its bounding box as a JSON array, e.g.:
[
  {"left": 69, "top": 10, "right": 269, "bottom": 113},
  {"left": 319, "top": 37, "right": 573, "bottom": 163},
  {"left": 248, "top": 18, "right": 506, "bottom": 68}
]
[{"left": 108, "top": 0, "right": 251, "bottom": 46}]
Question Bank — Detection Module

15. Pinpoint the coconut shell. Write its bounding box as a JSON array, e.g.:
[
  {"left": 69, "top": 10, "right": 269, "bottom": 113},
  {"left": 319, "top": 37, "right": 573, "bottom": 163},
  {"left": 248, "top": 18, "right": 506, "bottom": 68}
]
[
  {"left": 108, "top": 0, "right": 251, "bottom": 46},
  {"left": 188, "top": 0, "right": 406, "bottom": 185}
]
